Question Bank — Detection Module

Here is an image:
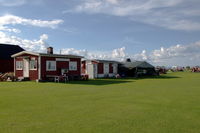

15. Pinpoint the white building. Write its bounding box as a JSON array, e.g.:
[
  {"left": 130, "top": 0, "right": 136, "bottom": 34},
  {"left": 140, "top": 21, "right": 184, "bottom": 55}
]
[{"left": 82, "top": 60, "right": 119, "bottom": 79}]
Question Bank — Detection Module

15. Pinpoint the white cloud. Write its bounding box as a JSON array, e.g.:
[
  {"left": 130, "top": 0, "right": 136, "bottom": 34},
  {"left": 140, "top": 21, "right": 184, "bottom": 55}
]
[
  {"left": 61, "top": 47, "right": 127, "bottom": 61},
  {"left": 106, "top": 0, "right": 119, "bottom": 5},
  {"left": 0, "top": 31, "right": 49, "bottom": 52},
  {"left": 0, "top": 14, "right": 64, "bottom": 55},
  {"left": 1, "top": 29, "right": 199, "bottom": 66},
  {"left": 0, "top": 26, "right": 21, "bottom": 33},
  {"left": 0, "top": 14, "right": 63, "bottom": 34},
  {"left": 60, "top": 41, "right": 200, "bottom": 66},
  {"left": 0, "top": 14, "right": 63, "bottom": 30},
  {"left": 72, "top": 0, "right": 182, "bottom": 16},
  {"left": 0, "top": 0, "right": 26, "bottom": 7},
  {"left": 69, "top": 0, "right": 200, "bottom": 31},
  {"left": 149, "top": 41, "right": 200, "bottom": 66},
  {"left": 61, "top": 48, "right": 88, "bottom": 57},
  {"left": 0, "top": 14, "right": 63, "bottom": 53},
  {"left": 131, "top": 50, "right": 148, "bottom": 61},
  {"left": 112, "top": 47, "right": 126, "bottom": 59}
]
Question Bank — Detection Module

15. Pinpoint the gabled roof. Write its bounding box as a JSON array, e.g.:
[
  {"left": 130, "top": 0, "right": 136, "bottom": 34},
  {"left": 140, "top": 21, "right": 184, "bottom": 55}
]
[
  {"left": 11, "top": 51, "right": 84, "bottom": 58},
  {"left": 11, "top": 51, "right": 39, "bottom": 57},
  {"left": 0, "top": 44, "right": 24, "bottom": 59},
  {"left": 121, "top": 61, "right": 155, "bottom": 69}
]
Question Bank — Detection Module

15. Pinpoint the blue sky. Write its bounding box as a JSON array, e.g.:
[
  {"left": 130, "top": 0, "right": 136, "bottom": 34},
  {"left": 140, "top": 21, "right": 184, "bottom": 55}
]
[{"left": 0, "top": 0, "right": 200, "bottom": 66}]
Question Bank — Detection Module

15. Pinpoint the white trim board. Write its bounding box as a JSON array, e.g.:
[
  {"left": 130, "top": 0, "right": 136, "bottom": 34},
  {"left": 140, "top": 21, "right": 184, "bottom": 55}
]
[{"left": 56, "top": 58, "right": 70, "bottom": 61}]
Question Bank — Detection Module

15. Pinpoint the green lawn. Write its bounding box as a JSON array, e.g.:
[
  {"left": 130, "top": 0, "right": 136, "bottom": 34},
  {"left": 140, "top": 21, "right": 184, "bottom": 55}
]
[{"left": 0, "top": 72, "right": 200, "bottom": 133}]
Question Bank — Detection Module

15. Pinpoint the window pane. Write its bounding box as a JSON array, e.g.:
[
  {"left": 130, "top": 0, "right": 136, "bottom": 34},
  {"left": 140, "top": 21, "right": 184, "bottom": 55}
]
[
  {"left": 16, "top": 61, "right": 23, "bottom": 70},
  {"left": 30, "top": 60, "right": 37, "bottom": 70},
  {"left": 69, "top": 62, "right": 77, "bottom": 71},
  {"left": 46, "top": 61, "right": 56, "bottom": 71}
]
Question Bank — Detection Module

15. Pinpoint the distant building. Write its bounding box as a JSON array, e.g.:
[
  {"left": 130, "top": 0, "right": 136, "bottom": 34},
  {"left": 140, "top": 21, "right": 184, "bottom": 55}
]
[
  {"left": 0, "top": 44, "right": 24, "bottom": 73},
  {"left": 82, "top": 59, "right": 119, "bottom": 79},
  {"left": 118, "top": 60, "right": 156, "bottom": 77},
  {"left": 12, "top": 47, "right": 83, "bottom": 81}
]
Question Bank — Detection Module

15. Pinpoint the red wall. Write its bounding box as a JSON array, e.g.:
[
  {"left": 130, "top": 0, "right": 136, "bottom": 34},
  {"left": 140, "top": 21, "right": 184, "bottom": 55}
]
[
  {"left": 69, "top": 58, "right": 81, "bottom": 75},
  {"left": 98, "top": 63, "right": 104, "bottom": 74},
  {"left": 15, "top": 54, "right": 38, "bottom": 80},
  {"left": 29, "top": 55, "right": 38, "bottom": 80},
  {"left": 29, "top": 70, "right": 39, "bottom": 80},
  {"left": 15, "top": 57, "right": 23, "bottom": 78},
  {"left": 41, "top": 57, "right": 58, "bottom": 79},
  {"left": 109, "top": 63, "right": 113, "bottom": 73},
  {"left": 0, "top": 59, "right": 14, "bottom": 73},
  {"left": 41, "top": 57, "right": 81, "bottom": 80},
  {"left": 14, "top": 54, "right": 81, "bottom": 80}
]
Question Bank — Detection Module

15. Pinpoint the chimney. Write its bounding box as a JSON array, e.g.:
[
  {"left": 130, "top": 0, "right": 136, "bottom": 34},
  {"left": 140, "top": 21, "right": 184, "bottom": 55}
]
[
  {"left": 47, "top": 47, "right": 53, "bottom": 54},
  {"left": 126, "top": 58, "right": 131, "bottom": 62}
]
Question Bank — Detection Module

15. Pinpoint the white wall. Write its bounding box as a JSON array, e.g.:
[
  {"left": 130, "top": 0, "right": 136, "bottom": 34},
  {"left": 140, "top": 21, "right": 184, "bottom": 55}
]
[
  {"left": 113, "top": 63, "right": 118, "bottom": 74},
  {"left": 85, "top": 61, "right": 98, "bottom": 79},
  {"left": 87, "top": 64, "right": 94, "bottom": 79},
  {"left": 85, "top": 61, "right": 118, "bottom": 79},
  {"left": 104, "top": 63, "right": 109, "bottom": 75}
]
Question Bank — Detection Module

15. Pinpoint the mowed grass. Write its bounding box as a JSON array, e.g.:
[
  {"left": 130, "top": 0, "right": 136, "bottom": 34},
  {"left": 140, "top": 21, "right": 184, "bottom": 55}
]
[{"left": 0, "top": 72, "right": 200, "bottom": 133}]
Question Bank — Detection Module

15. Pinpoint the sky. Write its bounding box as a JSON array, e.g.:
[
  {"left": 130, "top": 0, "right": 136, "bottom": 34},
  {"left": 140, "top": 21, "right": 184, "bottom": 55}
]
[{"left": 0, "top": 0, "right": 200, "bottom": 66}]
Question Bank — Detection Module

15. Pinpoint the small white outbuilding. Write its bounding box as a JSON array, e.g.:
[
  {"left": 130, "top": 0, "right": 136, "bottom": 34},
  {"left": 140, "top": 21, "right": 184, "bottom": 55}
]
[{"left": 82, "top": 59, "right": 119, "bottom": 79}]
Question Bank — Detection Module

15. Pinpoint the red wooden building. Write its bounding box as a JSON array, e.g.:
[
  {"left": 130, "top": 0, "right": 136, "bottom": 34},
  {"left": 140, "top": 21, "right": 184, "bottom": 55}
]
[
  {"left": 0, "top": 44, "right": 24, "bottom": 73},
  {"left": 12, "top": 47, "right": 83, "bottom": 81},
  {"left": 82, "top": 59, "right": 119, "bottom": 79}
]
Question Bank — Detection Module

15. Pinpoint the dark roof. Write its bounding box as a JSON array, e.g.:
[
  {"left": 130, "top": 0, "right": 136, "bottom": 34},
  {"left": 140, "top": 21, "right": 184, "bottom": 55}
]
[
  {"left": 0, "top": 44, "right": 24, "bottom": 59},
  {"left": 39, "top": 53, "right": 84, "bottom": 58},
  {"left": 121, "top": 61, "right": 155, "bottom": 69},
  {"left": 95, "top": 59, "right": 120, "bottom": 64}
]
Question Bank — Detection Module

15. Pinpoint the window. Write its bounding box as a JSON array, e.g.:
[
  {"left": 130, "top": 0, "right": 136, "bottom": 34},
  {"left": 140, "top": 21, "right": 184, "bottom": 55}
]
[
  {"left": 46, "top": 61, "right": 56, "bottom": 71},
  {"left": 109, "top": 63, "right": 113, "bottom": 73},
  {"left": 30, "top": 60, "right": 37, "bottom": 70},
  {"left": 98, "top": 63, "right": 104, "bottom": 74},
  {"left": 69, "top": 61, "right": 77, "bottom": 71},
  {"left": 16, "top": 61, "right": 23, "bottom": 70}
]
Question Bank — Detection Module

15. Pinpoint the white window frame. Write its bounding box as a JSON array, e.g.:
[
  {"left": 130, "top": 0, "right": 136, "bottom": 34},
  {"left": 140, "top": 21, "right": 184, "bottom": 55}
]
[
  {"left": 29, "top": 60, "right": 37, "bottom": 70},
  {"left": 69, "top": 61, "right": 77, "bottom": 71},
  {"left": 16, "top": 61, "right": 23, "bottom": 70},
  {"left": 46, "top": 61, "right": 56, "bottom": 71}
]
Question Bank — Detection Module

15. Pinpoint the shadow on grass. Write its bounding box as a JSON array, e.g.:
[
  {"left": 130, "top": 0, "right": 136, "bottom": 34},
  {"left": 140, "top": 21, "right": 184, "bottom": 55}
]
[
  {"left": 59, "top": 75, "right": 179, "bottom": 85},
  {"left": 42, "top": 75, "right": 179, "bottom": 86},
  {"left": 62, "top": 79, "right": 133, "bottom": 86},
  {"left": 121, "top": 75, "right": 181, "bottom": 80}
]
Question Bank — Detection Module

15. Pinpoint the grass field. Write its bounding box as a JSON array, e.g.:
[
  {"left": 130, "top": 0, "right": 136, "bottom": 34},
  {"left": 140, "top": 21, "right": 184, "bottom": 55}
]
[{"left": 0, "top": 72, "right": 200, "bottom": 133}]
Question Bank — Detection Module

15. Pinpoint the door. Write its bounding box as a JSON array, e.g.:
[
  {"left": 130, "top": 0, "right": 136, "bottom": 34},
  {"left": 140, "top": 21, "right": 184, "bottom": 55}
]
[
  {"left": 104, "top": 63, "right": 109, "bottom": 75},
  {"left": 87, "top": 64, "right": 94, "bottom": 79},
  {"left": 94, "top": 64, "right": 98, "bottom": 78},
  {"left": 23, "top": 59, "right": 29, "bottom": 77},
  {"left": 113, "top": 63, "right": 117, "bottom": 74}
]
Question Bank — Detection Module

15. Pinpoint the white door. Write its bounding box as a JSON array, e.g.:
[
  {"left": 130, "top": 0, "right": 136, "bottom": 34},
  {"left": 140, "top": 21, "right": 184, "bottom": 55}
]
[
  {"left": 87, "top": 64, "right": 94, "bottom": 79},
  {"left": 94, "top": 64, "right": 98, "bottom": 78},
  {"left": 23, "top": 59, "right": 29, "bottom": 77},
  {"left": 113, "top": 63, "right": 118, "bottom": 74},
  {"left": 104, "top": 63, "right": 109, "bottom": 75}
]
